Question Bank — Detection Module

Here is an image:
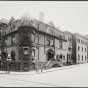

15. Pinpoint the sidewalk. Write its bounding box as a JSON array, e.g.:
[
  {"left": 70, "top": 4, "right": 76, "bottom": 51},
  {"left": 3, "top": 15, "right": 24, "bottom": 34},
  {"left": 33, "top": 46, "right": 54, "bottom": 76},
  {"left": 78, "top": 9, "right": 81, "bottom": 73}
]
[
  {"left": 0, "top": 63, "right": 88, "bottom": 87},
  {"left": 7, "top": 63, "right": 86, "bottom": 75}
]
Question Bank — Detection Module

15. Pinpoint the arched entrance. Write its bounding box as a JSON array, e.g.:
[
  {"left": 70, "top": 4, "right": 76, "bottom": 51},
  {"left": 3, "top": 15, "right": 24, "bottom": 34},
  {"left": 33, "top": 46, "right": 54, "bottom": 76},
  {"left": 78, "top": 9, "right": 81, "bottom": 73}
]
[{"left": 46, "top": 48, "right": 55, "bottom": 61}]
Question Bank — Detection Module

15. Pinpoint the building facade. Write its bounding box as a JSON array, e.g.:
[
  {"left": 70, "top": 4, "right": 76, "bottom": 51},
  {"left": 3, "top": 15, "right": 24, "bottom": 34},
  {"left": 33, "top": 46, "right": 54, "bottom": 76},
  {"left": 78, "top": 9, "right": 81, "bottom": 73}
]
[
  {"left": 72, "top": 33, "right": 88, "bottom": 64},
  {"left": 64, "top": 31, "right": 73, "bottom": 65},
  {"left": 0, "top": 17, "right": 88, "bottom": 71},
  {"left": 32, "top": 19, "right": 67, "bottom": 65}
]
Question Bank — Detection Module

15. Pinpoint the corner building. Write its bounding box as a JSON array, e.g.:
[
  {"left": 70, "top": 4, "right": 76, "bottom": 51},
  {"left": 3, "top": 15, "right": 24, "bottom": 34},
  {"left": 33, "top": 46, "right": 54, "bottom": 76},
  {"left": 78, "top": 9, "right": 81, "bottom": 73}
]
[{"left": 1, "top": 18, "right": 67, "bottom": 71}]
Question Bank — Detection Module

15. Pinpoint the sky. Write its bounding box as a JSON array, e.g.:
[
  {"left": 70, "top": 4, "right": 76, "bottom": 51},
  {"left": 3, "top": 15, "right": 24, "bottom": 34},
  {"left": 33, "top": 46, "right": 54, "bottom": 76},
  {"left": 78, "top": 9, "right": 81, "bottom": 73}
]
[{"left": 0, "top": 1, "right": 88, "bottom": 35}]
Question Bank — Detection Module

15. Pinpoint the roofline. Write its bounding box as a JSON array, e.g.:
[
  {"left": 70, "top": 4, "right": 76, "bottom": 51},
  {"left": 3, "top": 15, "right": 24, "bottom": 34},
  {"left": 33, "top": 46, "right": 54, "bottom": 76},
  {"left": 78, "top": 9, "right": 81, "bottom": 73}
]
[
  {"left": 74, "top": 33, "right": 88, "bottom": 40},
  {"left": 64, "top": 31, "right": 73, "bottom": 35},
  {"left": 34, "top": 19, "right": 63, "bottom": 33}
]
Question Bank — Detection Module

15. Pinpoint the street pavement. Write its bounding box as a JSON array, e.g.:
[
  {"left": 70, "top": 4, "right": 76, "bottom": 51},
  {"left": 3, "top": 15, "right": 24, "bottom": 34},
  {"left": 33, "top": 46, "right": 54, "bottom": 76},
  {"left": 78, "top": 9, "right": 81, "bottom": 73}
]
[{"left": 0, "top": 63, "right": 88, "bottom": 87}]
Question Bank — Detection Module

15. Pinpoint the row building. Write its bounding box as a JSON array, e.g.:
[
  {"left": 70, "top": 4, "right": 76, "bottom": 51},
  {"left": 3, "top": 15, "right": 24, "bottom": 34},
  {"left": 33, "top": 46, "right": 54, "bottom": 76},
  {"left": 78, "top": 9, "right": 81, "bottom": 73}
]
[
  {"left": 72, "top": 33, "right": 88, "bottom": 64},
  {"left": 0, "top": 17, "right": 88, "bottom": 71}
]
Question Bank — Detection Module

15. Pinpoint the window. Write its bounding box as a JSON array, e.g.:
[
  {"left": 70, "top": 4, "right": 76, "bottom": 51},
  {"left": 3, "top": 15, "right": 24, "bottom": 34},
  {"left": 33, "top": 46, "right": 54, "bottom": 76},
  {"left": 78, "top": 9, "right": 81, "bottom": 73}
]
[
  {"left": 85, "top": 42, "right": 87, "bottom": 45},
  {"left": 69, "top": 37, "right": 72, "bottom": 42},
  {"left": 31, "top": 33, "right": 35, "bottom": 42},
  {"left": 12, "top": 34, "right": 16, "bottom": 45},
  {"left": 59, "top": 40, "right": 63, "bottom": 49},
  {"left": 81, "top": 40, "right": 82, "bottom": 43},
  {"left": 85, "top": 56, "right": 86, "bottom": 61},
  {"left": 5, "top": 37, "right": 11, "bottom": 46},
  {"left": 81, "top": 40, "right": 84, "bottom": 44},
  {"left": 63, "top": 56, "right": 65, "bottom": 60},
  {"left": 85, "top": 48, "right": 86, "bottom": 52},
  {"left": 68, "top": 47, "right": 72, "bottom": 51},
  {"left": 82, "top": 55, "right": 83, "bottom": 61},
  {"left": 50, "top": 39, "right": 54, "bottom": 46},
  {"left": 68, "top": 37, "right": 70, "bottom": 41},
  {"left": 78, "top": 46, "right": 80, "bottom": 51},
  {"left": 32, "top": 48, "right": 35, "bottom": 60},
  {"left": 78, "top": 54, "right": 80, "bottom": 60},
  {"left": 82, "top": 47, "right": 83, "bottom": 52},
  {"left": 46, "top": 36, "right": 51, "bottom": 46},
  {"left": 77, "top": 39, "right": 80, "bottom": 43},
  {"left": 47, "top": 39, "right": 50, "bottom": 46}
]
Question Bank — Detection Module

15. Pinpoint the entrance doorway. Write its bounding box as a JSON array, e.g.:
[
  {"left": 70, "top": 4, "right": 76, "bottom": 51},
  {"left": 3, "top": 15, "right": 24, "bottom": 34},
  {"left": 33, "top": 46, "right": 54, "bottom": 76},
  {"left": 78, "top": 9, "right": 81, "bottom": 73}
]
[{"left": 46, "top": 48, "right": 55, "bottom": 61}]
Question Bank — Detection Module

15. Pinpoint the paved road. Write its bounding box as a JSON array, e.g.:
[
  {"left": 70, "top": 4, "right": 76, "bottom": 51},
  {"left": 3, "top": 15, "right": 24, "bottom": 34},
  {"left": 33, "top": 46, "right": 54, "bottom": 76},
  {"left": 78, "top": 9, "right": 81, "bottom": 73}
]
[{"left": 0, "top": 63, "right": 88, "bottom": 87}]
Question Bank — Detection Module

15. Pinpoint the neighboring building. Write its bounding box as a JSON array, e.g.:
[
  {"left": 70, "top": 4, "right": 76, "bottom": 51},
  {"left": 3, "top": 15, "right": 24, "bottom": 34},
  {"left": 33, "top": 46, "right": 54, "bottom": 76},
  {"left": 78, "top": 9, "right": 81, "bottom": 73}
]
[
  {"left": 85, "top": 35, "right": 88, "bottom": 62},
  {"left": 64, "top": 31, "right": 73, "bottom": 64},
  {"left": 32, "top": 19, "right": 67, "bottom": 65},
  {"left": 0, "top": 22, "right": 8, "bottom": 59},
  {"left": 72, "top": 33, "right": 88, "bottom": 64}
]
